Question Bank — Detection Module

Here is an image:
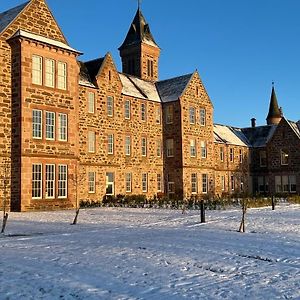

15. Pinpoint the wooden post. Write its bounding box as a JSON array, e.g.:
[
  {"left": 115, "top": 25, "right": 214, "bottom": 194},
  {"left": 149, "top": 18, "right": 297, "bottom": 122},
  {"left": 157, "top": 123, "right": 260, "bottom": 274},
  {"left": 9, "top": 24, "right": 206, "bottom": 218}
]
[
  {"left": 271, "top": 196, "right": 275, "bottom": 210},
  {"left": 1, "top": 213, "right": 8, "bottom": 234},
  {"left": 200, "top": 200, "right": 205, "bottom": 223}
]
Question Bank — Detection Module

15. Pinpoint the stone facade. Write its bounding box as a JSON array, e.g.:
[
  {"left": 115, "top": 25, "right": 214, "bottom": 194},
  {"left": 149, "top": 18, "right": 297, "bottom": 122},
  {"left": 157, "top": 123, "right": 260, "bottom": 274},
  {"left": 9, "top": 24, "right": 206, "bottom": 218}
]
[{"left": 0, "top": 1, "right": 299, "bottom": 211}]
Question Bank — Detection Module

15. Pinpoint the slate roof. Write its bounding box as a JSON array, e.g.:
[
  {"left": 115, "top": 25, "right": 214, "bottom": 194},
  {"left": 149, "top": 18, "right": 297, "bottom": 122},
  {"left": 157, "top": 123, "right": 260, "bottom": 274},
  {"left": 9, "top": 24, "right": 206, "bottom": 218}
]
[
  {"left": 214, "top": 124, "right": 249, "bottom": 147},
  {"left": 119, "top": 8, "right": 159, "bottom": 50},
  {"left": 156, "top": 73, "right": 193, "bottom": 103},
  {"left": 241, "top": 125, "right": 276, "bottom": 148},
  {"left": 0, "top": 1, "right": 29, "bottom": 34},
  {"left": 78, "top": 61, "right": 96, "bottom": 88},
  {"left": 287, "top": 120, "right": 300, "bottom": 139}
]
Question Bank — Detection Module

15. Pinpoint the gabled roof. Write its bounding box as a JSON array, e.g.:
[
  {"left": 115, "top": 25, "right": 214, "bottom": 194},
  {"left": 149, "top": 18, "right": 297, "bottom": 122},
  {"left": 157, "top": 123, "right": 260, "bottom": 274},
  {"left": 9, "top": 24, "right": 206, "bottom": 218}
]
[
  {"left": 241, "top": 125, "right": 276, "bottom": 148},
  {"left": 214, "top": 124, "right": 249, "bottom": 147},
  {"left": 0, "top": 1, "right": 29, "bottom": 34},
  {"left": 78, "top": 61, "right": 97, "bottom": 88},
  {"left": 156, "top": 73, "right": 193, "bottom": 103},
  {"left": 287, "top": 120, "right": 300, "bottom": 140},
  {"left": 119, "top": 8, "right": 159, "bottom": 50},
  {"left": 10, "top": 29, "right": 81, "bottom": 53},
  {"left": 120, "top": 73, "right": 160, "bottom": 102}
]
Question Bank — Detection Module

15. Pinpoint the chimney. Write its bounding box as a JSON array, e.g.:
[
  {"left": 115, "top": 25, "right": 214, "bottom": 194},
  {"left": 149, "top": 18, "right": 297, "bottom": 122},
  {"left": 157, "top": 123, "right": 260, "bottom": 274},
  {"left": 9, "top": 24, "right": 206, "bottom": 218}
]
[{"left": 251, "top": 118, "right": 256, "bottom": 128}]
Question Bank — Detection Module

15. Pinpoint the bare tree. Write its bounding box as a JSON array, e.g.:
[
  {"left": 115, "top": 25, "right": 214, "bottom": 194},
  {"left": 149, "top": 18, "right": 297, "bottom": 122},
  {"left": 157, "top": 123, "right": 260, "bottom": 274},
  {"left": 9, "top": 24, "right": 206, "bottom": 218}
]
[{"left": 1, "top": 158, "right": 10, "bottom": 234}]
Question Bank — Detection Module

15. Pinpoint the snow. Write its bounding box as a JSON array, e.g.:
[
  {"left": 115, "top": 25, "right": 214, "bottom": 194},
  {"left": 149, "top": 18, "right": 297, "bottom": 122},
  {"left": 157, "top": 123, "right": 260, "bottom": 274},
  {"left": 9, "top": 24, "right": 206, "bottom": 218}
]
[
  {"left": 214, "top": 124, "right": 248, "bottom": 147},
  {"left": 0, "top": 205, "right": 299, "bottom": 299},
  {"left": 12, "top": 30, "right": 81, "bottom": 54}
]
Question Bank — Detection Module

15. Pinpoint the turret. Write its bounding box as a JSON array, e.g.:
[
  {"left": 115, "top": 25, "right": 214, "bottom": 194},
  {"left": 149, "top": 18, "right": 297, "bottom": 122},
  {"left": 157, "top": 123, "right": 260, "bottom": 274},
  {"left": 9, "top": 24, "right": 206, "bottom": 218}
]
[{"left": 266, "top": 83, "right": 282, "bottom": 125}]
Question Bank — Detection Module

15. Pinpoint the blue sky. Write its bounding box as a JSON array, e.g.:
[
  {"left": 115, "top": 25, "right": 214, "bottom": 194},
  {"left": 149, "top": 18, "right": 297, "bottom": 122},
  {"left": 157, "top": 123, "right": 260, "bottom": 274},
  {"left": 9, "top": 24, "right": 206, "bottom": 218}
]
[{"left": 1, "top": 0, "right": 300, "bottom": 127}]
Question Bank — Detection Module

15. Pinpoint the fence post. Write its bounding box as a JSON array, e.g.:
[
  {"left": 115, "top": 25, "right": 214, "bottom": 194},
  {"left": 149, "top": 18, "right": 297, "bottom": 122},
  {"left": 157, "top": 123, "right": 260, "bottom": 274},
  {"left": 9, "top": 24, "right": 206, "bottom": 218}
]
[
  {"left": 200, "top": 200, "right": 205, "bottom": 223},
  {"left": 271, "top": 196, "right": 275, "bottom": 210}
]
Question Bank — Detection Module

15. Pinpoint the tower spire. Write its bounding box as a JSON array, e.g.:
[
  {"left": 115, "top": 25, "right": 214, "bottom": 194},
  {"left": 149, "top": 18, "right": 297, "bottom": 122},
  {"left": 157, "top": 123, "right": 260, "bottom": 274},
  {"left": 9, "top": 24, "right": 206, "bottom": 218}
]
[{"left": 266, "top": 82, "right": 282, "bottom": 125}]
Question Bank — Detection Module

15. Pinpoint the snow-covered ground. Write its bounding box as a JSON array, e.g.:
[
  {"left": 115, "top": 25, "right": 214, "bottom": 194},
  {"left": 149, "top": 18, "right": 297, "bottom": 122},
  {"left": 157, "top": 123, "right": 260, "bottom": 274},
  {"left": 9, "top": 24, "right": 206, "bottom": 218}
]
[{"left": 0, "top": 205, "right": 299, "bottom": 300}]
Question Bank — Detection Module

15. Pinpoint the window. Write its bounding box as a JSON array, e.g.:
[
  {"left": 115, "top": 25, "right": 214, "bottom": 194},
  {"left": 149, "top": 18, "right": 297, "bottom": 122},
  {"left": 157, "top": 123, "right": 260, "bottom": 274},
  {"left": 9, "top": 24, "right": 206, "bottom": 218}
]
[
  {"left": 157, "top": 173, "right": 162, "bottom": 192},
  {"left": 275, "top": 176, "right": 282, "bottom": 193},
  {"left": 141, "top": 103, "right": 146, "bottom": 121},
  {"left": 200, "top": 108, "right": 206, "bottom": 126},
  {"left": 239, "top": 149, "right": 243, "bottom": 163},
  {"left": 32, "top": 164, "right": 42, "bottom": 199},
  {"left": 88, "top": 131, "right": 95, "bottom": 153},
  {"left": 124, "top": 100, "right": 131, "bottom": 119},
  {"left": 108, "top": 134, "right": 114, "bottom": 155},
  {"left": 189, "top": 107, "right": 195, "bottom": 124},
  {"left": 32, "top": 109, "right": 42, "bottom": 139},
  {"left": 142, "top": 173, "right": 148, "bottom": 192},
  {"left": 157, "top": 140, "right": 162, "bottom": 157},
  {"left": 88, "top": 92, "right": 95, "bottom": 113},
  {"left": 124, "top": 136, "right": 131, "bottom": 156},
  {"left": 282, "top": 176, "right": 289, "bottom": 193},
  {"left": 290, "top": 175, "right": 297, "bottom": 193},
  {"left": 190, "top": 139, "right": 196, "bottom": 157},
  {"left": 166, "top": 105, "right": 173, "bottom": 124},
  {"left": 260, "top": 151, "right": 267, "bottom": 167},
  {"left": 191, "top": 173, "right": 198, "bottom": 194},
  {"left": 58, "top": 165, "right": 67, "bottom": 198},
  {"left": 141, "top": 137, "right": 147, "bottom": 156},
  {"left": 45, "top": 58, "right": 55, "bottom": 88},
  {"left": 168, "top": 175, "right": 175, "bottom": 194},
  {"left": 45, "top": 164, "right": 55, "bottom": 199},
  {"left": 156, "top": 107, "right": 161, "bottom": 124},
  {"left": 45, "top": 111, "right": 55, "bottom": 140},
  {"left": 220, "top": 147, "right": 224, "bottom": 162},
  {"left": 166, "top": 139, "right": 174, "bottom": 157},
  {"left": 147, "top": 59, "right": 154, "bottom": 77},
  {"left": 32, "top": 55, "right": 42, "bottom": 85},
  {"left": 202, "top": 174, "right": 208, "bottom": 194},
  {"left": 88, "top": 172, "right": 96, "bottom": 193},
  {"left": 221, "top": 175, "right": 225, "bottom": 191},
  {"left": 106, "top": 173, "right": 114, "bottom": 195},
  {"left": 258, "top": 176, "right": 265, "bottom": 193},
  {"left": 281, "top": 150, "right": 289, "bottom": 165},
  {"left": 231, "top": 175, "right": 235, "bottom": 191},
  {"left": 230, "top": 148, "right": 234, "bottom": 162},
  {"left": 58, "top": 113, "right": 67, "bottom": 141},
  {"left": 107, "top": 96, "right": 114, "bottom": 117},
  {"left": 125, "top": 173, "right": 132, "bottom": 193},
  {"left": 201, "top": 141, "right": 207, "bottom": 158},
  {"left": 57, "top": 61, "right": 67, "bottom": 90}
]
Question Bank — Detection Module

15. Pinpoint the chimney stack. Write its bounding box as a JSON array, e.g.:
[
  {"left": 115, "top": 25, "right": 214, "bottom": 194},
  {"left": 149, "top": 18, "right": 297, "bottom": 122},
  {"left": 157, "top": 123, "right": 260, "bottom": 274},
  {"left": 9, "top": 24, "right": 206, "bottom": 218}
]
[{"left": 251, "top": 118, "right": 256, "bottom": 128}]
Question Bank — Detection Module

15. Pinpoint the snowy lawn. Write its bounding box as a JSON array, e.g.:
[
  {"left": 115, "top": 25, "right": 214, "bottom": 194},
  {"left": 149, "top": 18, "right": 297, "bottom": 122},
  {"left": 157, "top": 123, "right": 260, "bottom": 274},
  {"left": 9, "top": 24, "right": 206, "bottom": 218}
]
[{"left": 0, "top": 205, "right": 299, "bottom": 300}]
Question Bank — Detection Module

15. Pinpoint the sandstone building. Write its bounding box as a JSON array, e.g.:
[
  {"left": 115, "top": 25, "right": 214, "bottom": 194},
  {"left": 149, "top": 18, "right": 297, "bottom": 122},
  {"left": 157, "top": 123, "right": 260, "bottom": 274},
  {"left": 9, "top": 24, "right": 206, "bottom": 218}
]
[{"left": 0, "top": 0, "right": 299, "bottom": 211}]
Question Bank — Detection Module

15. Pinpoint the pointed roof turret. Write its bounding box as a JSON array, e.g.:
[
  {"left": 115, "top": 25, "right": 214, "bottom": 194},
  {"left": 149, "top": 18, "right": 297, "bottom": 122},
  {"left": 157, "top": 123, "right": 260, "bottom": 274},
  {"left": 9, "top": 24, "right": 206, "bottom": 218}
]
[
  {"left": 119, "top": 8, "right": 159, "bottom": 50},
  {"left": 266, "top": 83, "right": 282, "bottom": 125}
]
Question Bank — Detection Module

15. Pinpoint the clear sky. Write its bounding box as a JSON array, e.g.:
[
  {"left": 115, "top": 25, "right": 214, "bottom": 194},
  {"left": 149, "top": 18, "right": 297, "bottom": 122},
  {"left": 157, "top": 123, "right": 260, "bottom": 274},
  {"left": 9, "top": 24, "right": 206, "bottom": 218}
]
[{"left": 1, "top": 0, "right": 300, "bottom": 128}]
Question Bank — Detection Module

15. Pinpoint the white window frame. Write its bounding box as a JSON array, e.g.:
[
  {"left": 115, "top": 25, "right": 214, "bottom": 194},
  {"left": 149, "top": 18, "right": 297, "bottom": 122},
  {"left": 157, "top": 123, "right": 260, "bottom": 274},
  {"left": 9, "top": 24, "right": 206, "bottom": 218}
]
[
  {"left": 166, "top": 139, "right": 174, "bottom": 157},
  {"left": 58, "top": 164, "right": 68, "bottom": 198},
  {"left": 88, "top": 172, "right": 96, "bottom": 194},
  {"left": 107, "top": 96, "right": 114, "bottom": 117},
  {"left": 221, "top": 175, "right": 225, "bottom": 191},
  {"left": 141, "top": 137, "right": 147, "bottom": 157},
  {"left": 32, "top": 109, "right": 42, "bottom": 139},
  {"left": 88, "top": 131, "right": 95, "bottom": 153},
  {"left": 230, "top": 148, "right": 234, "bottom": 162},
  {"left": 189, "top": 107, "right": 195, "bottom": 124},
  {"left": 231, "top": 175, "right": 235, "bottom": 191},
  {"left": 220, "top": 147, "right": 224, "bottom": 162},
  {"left": 281, "top": 150, "right": 289, "bottom": 165},
  {"left": 125, "top": 173, "right": 132, "bottom": 193},
  {"left": 142, "top": 173, "right": 148, "bottom": 193},
  {"left": 45, "top": 111, "right": 55, "bottom": 141},
  {"left": 125, "top": 136, "right": 131, "bottom": 156},
  {"left": 190, "top": 139, "right": 196, "bottom": 157},
  {"left": 157, "top": 140, "right": 162, "bottom": 157},
  {"left": 201, "top": 141, "right": 207, "bottom": 158},
  {"left": 32, "top": 55, "right": 42, "bottom": 85},
  {"left": 156, "top": 107, "right": 161, "bottom": 124},
  {"left": 57, "top": 61, "right": 67, "bottom": 90},
  {"left": 124, "top": 100, "right": 131, "bottom": 120},
  {"left": 45, "top": 164, "right": 55, "bottom": 199},
  {"left": 108, "top": 134, "right": 114, "bottom": 155},
  {"left": 157, "top": 173, "right": 162, "bottom": 192},
  {"left": 45, "top": 58, "right": 55, "bottom": 88},
  {"left": 239, "top": 149, "right": 243, "bottom": 163},
  {"left": 200, "top": 108, "right": 206, "bottom": 126},
  {"left": 289, "top": 175, "right": 297, "bottom": 193},
  {"left": 32, "top": 164, "right": 42, "bottom": 199},
  {"left": 202, "top": 174, "right": 208, "bottom": 194},
  {"left": 191, "top": 173, "right": 198, "bottom": 194},
  {"left": 88, "top": 92, "right": 95, "bottom": 114},
  {"left": 106, "top": 172, "right": 115, "bottom": 195},
  {"left": 166, "top": 105, "right": 173, "bottom": 124},
  {"left": 58, "top": 113, "right": 68, "bottom": 141}
]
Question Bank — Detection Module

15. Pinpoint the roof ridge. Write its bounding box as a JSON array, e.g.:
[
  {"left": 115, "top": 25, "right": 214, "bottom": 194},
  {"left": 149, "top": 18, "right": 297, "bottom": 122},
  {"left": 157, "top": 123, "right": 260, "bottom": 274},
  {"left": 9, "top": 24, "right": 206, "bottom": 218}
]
[{"left": 157, "top": 73, "right": 193, "bottom": 84}]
